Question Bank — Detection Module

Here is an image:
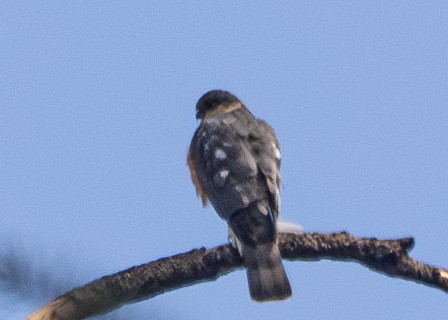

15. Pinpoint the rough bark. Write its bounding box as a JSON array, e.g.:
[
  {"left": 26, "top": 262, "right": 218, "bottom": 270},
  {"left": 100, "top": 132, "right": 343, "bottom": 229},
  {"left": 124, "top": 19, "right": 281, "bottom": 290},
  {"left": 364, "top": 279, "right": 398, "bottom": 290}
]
[{"left": 27, "top": 232, "right": 448, "bottom": 320}]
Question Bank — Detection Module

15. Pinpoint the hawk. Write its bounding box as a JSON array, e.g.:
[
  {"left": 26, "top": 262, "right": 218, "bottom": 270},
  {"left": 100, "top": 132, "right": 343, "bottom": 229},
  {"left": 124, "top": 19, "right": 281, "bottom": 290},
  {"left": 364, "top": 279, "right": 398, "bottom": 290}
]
[{"left": 187, "top": 90, "right": 292, "bottom": 302}]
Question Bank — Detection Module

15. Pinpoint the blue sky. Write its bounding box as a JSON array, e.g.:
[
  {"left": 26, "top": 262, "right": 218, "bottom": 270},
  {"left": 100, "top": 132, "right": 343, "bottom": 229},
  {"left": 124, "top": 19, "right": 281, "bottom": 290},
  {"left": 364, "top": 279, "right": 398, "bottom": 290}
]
[{"left": 1, "top": 1, "right": 447, "bottom": 319}]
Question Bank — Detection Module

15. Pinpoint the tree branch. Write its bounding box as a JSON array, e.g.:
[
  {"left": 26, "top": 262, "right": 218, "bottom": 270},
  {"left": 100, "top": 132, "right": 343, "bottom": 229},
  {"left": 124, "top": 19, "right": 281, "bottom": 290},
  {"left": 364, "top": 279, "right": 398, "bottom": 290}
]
[{"left": 27, "top": 232, "right": 448, "bottom": 320}]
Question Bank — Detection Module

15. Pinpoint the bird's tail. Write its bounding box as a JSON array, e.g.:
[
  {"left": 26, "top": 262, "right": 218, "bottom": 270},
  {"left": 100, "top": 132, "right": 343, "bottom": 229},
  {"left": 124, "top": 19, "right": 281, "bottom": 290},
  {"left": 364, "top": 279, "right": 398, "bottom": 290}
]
[
  {"left": 229, "top": 201, "right": 292, "bottom": 302},
  {"left": 243, "top": 242, "right": 292, "bottom": 302}
]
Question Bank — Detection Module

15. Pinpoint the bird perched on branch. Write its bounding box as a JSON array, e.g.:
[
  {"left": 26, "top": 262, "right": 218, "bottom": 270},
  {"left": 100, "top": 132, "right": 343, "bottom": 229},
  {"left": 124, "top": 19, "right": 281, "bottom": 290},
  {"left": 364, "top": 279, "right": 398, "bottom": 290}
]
[{"left": 187, "top": 90, "right": 292, "bottom": 302}]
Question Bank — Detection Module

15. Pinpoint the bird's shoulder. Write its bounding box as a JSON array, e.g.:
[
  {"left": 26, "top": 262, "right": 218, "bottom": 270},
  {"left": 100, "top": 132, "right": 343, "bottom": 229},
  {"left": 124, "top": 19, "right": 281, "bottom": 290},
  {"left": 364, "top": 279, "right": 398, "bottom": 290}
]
[{"left": 192, "top": 109, "right": 280, "bottom": 161}]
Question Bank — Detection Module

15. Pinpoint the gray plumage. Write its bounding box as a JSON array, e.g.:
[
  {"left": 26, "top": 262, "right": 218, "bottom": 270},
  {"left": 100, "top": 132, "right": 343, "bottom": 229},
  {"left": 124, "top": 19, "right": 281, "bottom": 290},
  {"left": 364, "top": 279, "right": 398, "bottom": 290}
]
[{"left": 189, "top": 90, "right": 291, "bottom": 302}]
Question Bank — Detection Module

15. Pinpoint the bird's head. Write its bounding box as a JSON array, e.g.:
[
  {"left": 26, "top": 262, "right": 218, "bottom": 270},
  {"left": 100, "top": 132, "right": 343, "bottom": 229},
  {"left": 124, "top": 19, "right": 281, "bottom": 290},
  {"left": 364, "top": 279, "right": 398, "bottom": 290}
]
[{"left": 196, "top": 90, "right": 244, "bottom": 121}]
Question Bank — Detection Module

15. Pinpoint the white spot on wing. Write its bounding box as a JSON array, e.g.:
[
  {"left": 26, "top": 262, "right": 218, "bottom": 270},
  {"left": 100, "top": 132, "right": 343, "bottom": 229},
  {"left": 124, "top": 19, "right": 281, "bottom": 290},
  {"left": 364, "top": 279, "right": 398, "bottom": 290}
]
[
  {"left": 257, "top": 203, "right": 269, "bottom": 215},
  {"left": 219, "top": 170, "right": 229, "bottom": 179},
  {"left": 241, "top": 195, "right": 249, "bottom": 205},
  {"left": 214, "top": 148, "right": 227, "bottom": 159},
  {"left": 223, "top": 141, "right": 233, "bottom": 147},
  {"left": 272, "top": 143, "right": 281, "bottom": 160},
  {"left": 214, "top": 168, "right": 229, "bottom": 187},
  {"left": 228, "top": 227, "right": 243, "bottom": 256}
]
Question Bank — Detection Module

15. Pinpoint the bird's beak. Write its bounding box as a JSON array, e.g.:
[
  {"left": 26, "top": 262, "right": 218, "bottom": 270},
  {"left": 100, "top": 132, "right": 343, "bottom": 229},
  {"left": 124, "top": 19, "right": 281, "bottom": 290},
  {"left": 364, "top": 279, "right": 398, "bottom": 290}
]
[{"left": 196, "top": 111, "right": 203, "bottom": 120}]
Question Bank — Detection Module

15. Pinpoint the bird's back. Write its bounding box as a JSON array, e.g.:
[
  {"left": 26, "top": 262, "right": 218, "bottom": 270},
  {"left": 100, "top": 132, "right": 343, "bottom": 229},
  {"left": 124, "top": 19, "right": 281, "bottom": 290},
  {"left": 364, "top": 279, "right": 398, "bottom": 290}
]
[{"left": 191, "top": 108, "right": 273, "bottom": 220}]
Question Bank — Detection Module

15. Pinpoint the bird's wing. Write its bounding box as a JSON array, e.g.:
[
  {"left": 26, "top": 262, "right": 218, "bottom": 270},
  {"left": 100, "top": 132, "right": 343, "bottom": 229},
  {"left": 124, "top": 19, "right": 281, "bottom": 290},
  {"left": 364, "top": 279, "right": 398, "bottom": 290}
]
[{"left": 243, "top": 118, "right": 282, "bottom": 218}]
